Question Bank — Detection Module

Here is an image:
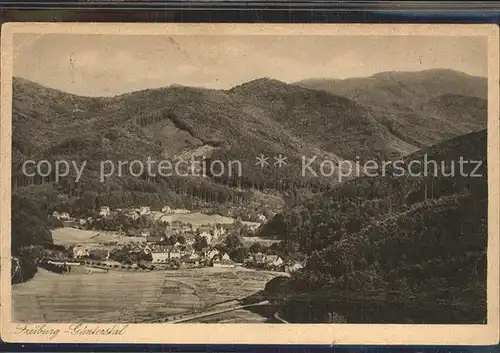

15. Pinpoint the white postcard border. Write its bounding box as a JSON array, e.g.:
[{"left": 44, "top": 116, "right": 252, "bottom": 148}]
[{"left": 1, "top": 23, "right": 499, "bottom": 345}]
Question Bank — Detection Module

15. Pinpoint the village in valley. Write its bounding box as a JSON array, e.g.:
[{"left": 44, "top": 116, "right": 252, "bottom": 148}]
[{"left": 44, "top": 204, "right": 303, "bottom": 274}]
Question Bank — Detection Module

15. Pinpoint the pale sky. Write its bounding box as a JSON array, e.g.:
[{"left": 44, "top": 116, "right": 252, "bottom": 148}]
[{"left": 13, "top": 33, "right": 487, "bottom": 97}]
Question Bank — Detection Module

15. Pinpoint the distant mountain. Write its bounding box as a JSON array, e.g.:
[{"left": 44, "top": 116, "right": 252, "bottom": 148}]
[
  {"left": 295, "top": 69, "right": 487, "bottom": 110},
  {"left": 12, "top": 69, "right": 487, "bottom": 216},
  {"left": 295, "top": 69, "right": 487, "bottom": 149},
  {"left": 423, "top": 94, "right": 488, "bottom": 131}
]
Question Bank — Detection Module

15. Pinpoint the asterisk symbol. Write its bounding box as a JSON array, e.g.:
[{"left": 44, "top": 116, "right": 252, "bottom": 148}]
[
  {"left": 274, "top": 154, "right": 288, "bottom": 167},
  {"left": 256, "top": 154, "right": 270, "bottom": 168}
]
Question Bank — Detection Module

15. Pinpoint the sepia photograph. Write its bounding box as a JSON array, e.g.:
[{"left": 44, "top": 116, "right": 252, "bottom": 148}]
[{"left": 0, "top": 23, "right": 499, "bottom": 345}]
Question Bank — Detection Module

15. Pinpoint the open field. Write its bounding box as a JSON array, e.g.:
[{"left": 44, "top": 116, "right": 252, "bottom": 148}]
[
  {"left": 52, "top": 213, "right": 263, "bottom": 249},
  {"left": 12, "top": 267, "right": 279, "bottom": 323},
  {"left": 156, "top": 211, "right": 260, "bottom": 228},
  {"left": 51, "top": 228, "right": 145, "bottom": 247},
  {"left": 242, "top": 236, "right": 279, "bottom": 247}
]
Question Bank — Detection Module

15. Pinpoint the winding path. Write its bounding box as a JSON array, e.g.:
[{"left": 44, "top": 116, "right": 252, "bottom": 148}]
[
  {"left": 273, "top": 311, "right": 289, "bottom": 323},
  {"left": 165, "top": 300, "right": 270, "bottom": 323}
]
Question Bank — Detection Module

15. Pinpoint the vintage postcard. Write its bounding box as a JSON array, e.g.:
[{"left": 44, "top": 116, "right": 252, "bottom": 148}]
[{"left": 1, "top": 23, "right": 499, "bottom": 345}]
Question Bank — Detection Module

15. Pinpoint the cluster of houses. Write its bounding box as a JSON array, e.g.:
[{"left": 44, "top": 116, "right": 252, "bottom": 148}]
[
  {"left": 244, "top": 253, "right": 304, "bottom": 272},
  {"left": 52, "top": 210, "right": 97, "bottom": 228},
  {"left": 148, "top": 244, "right": 232, "bottom": 267},
  {"left": 71, "top": 239, "right": 237, "bottom": 269},
  {"left": 69, "top": 235, "right": 304, "bottom": 272},
  {"left": 147, "top": 243, "right": 303, "bottom": 271},
  {"left": 52, "top": 211, "right": 82, "bottom": 228},
  {"left": 249, "top": 253, "right": 284, "bottom": 267},
  {"left": 98, "top": 205, "right": 231, "bottom": 245},
  {"left": 53, "top": 204, "right": 266, "bottom": 241},
  {"left": 102, "top": 205, "right": 192, "bottom": 218},
  {"left": 99, "top": 205, "right": 152, "bottom": 218},
  {"left": 136, "top": 222, "right": 228, "bottom": 247},
  {"left": 52, "top": 204, "right": 306, "bottom": 273},
  {"left": 53, "top": 204, "right": 192, "bottom": 226}
]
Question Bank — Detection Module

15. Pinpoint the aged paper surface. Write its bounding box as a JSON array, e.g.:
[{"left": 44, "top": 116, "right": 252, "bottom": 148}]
[{"left": 1, "top": 23, "right": 499, "bottom": 345}]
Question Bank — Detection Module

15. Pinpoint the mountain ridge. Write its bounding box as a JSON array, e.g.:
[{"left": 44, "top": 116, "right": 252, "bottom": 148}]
[
  {"left": 294, "top": 68, "right": 487, "bottom": 110},
  {"left": 11, "top": 69, "right": 487, "bottom": 217}
]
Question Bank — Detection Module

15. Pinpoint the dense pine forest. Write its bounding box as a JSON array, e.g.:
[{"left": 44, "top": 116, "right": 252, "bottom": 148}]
[{"left": 260, "top": 130, "right": 488, "bottom": 323}]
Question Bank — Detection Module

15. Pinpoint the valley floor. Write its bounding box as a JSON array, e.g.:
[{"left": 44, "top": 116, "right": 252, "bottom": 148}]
[{"left": 12, "top": 267, "right": 280, "bottom": 323}]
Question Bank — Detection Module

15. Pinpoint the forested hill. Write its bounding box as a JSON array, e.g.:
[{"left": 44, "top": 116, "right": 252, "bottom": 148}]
[
  {"left": 295, "top": 69, "right": 487, "bottom": 148},
  {"left": 259, "top": 128, "right": 487, "bottom": 247},
  {"left": 260, "top": 129, "right": 488, "bottom": 324},
  {"left": 12, "top": 70, "right": 486, "bottom": 218}
]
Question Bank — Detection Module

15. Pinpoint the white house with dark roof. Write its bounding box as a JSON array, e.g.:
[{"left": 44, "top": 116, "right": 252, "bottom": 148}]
[
  {"left": 99, "top": 206, "right": 111, "bottom": 217},
  {"left": 286, "top": 262, "right": 304, "bottom": 273},
  {"left": 151, "top": 245, "right": 170, "bottom": 263},
  {"left": 168, "top": 247, "right": 182, "bottom": 259}
]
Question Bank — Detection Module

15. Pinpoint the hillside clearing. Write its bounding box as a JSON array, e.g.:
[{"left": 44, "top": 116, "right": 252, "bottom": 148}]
[{"left": 51, "top": 228, "right": 145, "bottom": 247}]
